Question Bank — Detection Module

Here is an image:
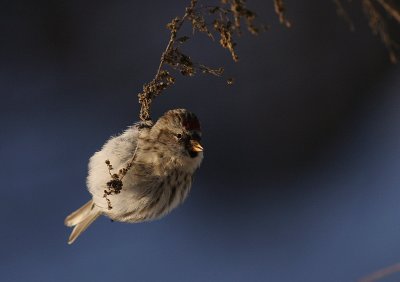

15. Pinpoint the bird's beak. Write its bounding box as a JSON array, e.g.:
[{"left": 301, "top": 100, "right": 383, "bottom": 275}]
[{"left": 190, "top": 140, "right": 203, "bottom": 152}]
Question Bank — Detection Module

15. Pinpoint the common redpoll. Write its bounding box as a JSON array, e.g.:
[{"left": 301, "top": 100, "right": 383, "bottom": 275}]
[{"left": 64, "top": 109, "right": 203, "bottom": 244}]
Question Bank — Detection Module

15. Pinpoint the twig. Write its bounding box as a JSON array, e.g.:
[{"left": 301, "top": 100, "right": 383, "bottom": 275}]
[
  {"left": 120, "top": 142, "right": 139, "bottom": 181},
  {"left": 362, "top": 0, "right": 399, "bottom": 63},
  {"left": 376, "top": 0, "right": 400, "bottom": 23},
  {"left": 333, "top": 0, "right": 355, "bottom": 31},
  {"left": 138, "top": 1, "right": 197, "bottom": 122},
  {"left": 274, "top": 0, "right": 291, "bottom": 28},
  {"left": 359, "top": 262, "right": 400, "bottom": 282},
  {"left": 103, "top": 142, "right": 139, "bottom": 210},
  {"left": 155, "top": 15, "right": 191, "bottom": 78}
]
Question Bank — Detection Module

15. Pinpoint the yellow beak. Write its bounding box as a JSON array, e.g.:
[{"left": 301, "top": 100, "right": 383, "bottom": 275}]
[{"left": 190, "top": 140, "right": 204, "bottom": 152}]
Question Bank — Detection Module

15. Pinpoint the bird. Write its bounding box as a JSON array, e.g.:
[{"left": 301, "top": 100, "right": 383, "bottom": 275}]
[{"left": 64, "top": 109, "right": 203, "bottom": 244}]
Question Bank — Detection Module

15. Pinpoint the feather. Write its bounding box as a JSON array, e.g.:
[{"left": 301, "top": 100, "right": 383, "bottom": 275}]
[{"left": 65, "top": 200, "right": 101, "bottom": 244}]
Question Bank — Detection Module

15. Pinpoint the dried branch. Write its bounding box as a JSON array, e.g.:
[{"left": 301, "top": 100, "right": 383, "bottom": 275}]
[
  {"left": 376, "top": 0, "right": 400, "bottom": 23},
  {"left": 103, "top": 142, "right": 139, "bottom": 210},
  {"left": 103, "top": 159, "right": 123, "bottom": 210},
  {"left": 359, "top": 262, "right": 400, "bottom": 282},
  {"left": 137, "top": 0, "right": 262, "bottom": 122},
  {"left": 135, "top": 0, "right": 400, "bottom": 122},
  {"left": 331, "top": 0, "right": 400, "bottom": 63},
  {"left": 362, "top": 0, "right": 399, "bottom": 63},
  {"left": 333, "top": 0, "right": 355, "bottom": 31},
  {"left": 138, "top": 6, "right": 190, "bottom": 122},
  {"left": 213, "top": 19, "right": 239, "bottom": 61},
  {"left": 274, "top": 0, "right": 291, "bottom": 28}
]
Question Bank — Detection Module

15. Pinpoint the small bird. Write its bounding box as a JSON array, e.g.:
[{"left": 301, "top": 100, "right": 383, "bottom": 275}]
[{"left": 64, "top": 109, "right": 203, "bottom": 244}]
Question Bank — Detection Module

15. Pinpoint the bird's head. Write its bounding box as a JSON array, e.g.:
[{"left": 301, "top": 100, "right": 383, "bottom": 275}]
[{"left": 151, "top": 109, "right": 203, "bottom": 168}]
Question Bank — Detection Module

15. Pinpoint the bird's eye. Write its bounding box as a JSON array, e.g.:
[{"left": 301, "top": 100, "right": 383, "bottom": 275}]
[{"left": 176, "top": 133, "right": 182, "bottom": 139}]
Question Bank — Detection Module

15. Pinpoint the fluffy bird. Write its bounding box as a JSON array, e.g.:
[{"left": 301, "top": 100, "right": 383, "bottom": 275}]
[{"left": 64, "top": 109, "right": 203, "bottom": 244}]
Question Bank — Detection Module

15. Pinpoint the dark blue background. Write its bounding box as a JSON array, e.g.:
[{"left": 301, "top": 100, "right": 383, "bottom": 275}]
[{"left": 1, "top": 1, "right": 400, "bottom": 281}]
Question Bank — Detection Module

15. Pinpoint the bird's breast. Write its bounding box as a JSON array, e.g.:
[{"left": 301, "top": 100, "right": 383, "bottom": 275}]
[{"left": 116, "top": 168, "right": 192, "bottom": 222}]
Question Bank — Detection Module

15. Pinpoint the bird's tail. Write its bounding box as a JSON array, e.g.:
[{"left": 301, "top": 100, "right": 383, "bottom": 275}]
[{"left": 64, "top": 200, "right": 101, "bottom": 245}]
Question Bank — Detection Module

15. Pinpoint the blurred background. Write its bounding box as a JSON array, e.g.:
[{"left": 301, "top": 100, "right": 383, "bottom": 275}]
[{"left": 1, "top": 0, "right": 400, "bottom": 281}]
